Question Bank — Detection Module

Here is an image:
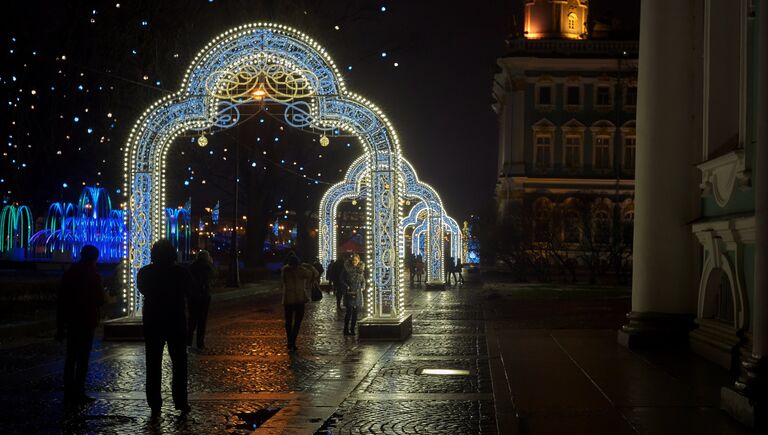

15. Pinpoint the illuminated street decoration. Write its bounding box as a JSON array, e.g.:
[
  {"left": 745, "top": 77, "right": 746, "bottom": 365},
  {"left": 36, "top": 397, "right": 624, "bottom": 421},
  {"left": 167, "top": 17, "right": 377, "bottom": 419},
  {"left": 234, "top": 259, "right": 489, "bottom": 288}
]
[
  {"left": 165, "top": 202, "right": 191, "bottom": 262},
  {"left": 319, "top": 157, "right": 450, "bottom": 285},
  {"left": 28, "top": 187, "right": 126, "bottom": 262},
  {"left": 403, "top": 201, "right": 463, "bottom": 262},
  {"left": 0, "top": 204, "right": 33, "bottom": 256},
  {"left": 125, "top": 23, "right": 402, "bottom": 318}
]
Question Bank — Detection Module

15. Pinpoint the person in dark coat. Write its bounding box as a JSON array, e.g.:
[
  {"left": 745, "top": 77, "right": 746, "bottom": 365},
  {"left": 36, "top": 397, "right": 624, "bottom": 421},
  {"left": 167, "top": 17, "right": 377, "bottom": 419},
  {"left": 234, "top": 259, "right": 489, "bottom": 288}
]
[
  {"left": 137, "top": 240, "right": 196, "bottom": 417},
  {"left": 281, "top": 254, "right": 318, "bottom": 351},
  {"left": 56, "top": 244, "right": 104, "bottom": 406},
  {"left": 188, "top": 250, "right": 216, "bottom": 348},
  {"left": 456, "top": 258, "right": 465, "bottom": 285},
  {"left": 327, "top": 259, "right": 337, "bottom": 289},
  {"left": 338, "top": 253, "right": 365, "bottom": 335},
  {"left": 329, "top": 255, "right": 345, "bottom": 309}
]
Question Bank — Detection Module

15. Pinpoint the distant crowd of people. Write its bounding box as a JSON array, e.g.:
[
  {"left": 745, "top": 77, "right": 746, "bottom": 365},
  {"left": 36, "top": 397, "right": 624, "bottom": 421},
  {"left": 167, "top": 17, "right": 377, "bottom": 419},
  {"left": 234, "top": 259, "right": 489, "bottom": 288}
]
[{"left": 404, "top": 253, "right": 464, "bottom": 286}]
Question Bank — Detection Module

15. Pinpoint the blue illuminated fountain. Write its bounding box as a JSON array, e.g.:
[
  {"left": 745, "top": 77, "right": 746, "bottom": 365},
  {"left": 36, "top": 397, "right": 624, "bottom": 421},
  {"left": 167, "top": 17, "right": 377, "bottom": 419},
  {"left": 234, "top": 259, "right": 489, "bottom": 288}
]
[
  {"left": 165, "top": 199, "right": 192, "bottom": 262},
  {"left": 29, "top": 187, "right": 126, "bottom": 262}
]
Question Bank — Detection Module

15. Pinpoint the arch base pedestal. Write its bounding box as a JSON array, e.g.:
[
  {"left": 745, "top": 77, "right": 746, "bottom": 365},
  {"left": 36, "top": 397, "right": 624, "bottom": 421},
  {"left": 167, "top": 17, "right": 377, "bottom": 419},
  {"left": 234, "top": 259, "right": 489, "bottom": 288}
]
[{"left": 358, "top": 315, "right": 412, "bottom": 341}]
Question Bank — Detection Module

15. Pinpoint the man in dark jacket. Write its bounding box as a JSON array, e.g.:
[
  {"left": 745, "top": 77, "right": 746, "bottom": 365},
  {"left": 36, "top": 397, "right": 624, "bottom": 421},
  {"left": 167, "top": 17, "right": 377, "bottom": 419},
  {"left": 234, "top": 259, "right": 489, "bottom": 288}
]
[
  {"left": 56, "top": 245, "right": 104, "bottom": 406},
  {"left": 137, "top": 240, "right": 196, "bottom": 417},
  {"left": 329, "top": 254, "right": 345, "bottom": 309}
]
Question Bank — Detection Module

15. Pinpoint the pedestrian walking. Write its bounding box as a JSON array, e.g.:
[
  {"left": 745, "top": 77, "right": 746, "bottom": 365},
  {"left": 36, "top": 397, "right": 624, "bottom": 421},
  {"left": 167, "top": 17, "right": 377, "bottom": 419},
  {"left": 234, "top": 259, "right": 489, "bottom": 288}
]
[
  {"left": 406, "top": 253, "right": 415, "bottom": 286},
  {"left": 339, "top": 253, "right": 365, "bottom": 335},
  {"left": 137, "top": 240, "right": 197, "bottom": 417},
  {"left": 311, "top": 258, "right": 325, "bottom": 283},
  {"left": 281, "top": 253, "right": 318, "bottom": 351},
  {"left": 415, "top": 255, "right": 424, "bottom": 284},
  {"left": 330, "top": 254, "right": 345, "bottom": 309},
  {"left": 327, "top": 259, "right": 336, "bottom": 287},
  {"left": 56, "top": 245, "right": 105, "bottom": 407},
  {"left": 456, "top": 258, "right": 465, "bottom": 284},
  {"left": 188, "top": 250, "right": 216, "bottom": 348},
  {"left": 447, "top": 256, "right": 458, "bottom": 286}
]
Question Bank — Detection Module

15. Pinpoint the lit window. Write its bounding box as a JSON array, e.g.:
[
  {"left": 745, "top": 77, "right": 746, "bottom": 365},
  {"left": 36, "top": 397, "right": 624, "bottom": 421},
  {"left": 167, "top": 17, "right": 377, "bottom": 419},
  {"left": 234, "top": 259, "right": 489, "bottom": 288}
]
[
  {"left": 563, "top": 209, "right": 581, "bottom": 243},
  {"left": 568, "top": 13, "right": 576, "bottom": 30},
  {"left": 594, "top": 136, "right": 611, "bottom": 169},
  {"left": 623, "top": 136, "right": 636, "bottom": 170},
  {"left": 564, "top": 135, "right": 581, "bottom": 169},
  {"left": 534, "top": 135, "right": 552, "bottom": 169},
  {"left": 592, "top": 209, "right": 611, "bottom": 244}
]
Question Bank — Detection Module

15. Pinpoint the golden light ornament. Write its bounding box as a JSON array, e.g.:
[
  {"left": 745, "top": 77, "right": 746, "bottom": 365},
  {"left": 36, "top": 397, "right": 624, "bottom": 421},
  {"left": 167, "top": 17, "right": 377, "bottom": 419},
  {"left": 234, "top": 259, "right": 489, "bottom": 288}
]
[
  {"left": 198, "top": 133, "right": 209, "bottom": 147},
  {"left": 319, "top": 134, "right": 330, "bottom": 147},
  {"left": 351, "top": 199, "right": 357, "bottom": 206}
]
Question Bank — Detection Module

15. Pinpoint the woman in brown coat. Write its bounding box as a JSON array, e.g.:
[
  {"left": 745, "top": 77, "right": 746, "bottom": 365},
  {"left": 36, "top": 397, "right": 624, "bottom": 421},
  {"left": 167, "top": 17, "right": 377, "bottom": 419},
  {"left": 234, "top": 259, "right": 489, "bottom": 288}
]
[{"left": 281, "top": 254, "right": 318, "bottom": 351}]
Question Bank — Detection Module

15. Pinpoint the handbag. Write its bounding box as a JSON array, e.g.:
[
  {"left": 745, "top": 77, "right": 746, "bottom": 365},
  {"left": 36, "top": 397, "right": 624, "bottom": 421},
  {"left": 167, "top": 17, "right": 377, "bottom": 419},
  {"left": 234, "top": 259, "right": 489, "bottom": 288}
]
[{"left": 311, "top": 283, "right": 323, "bottom": 302}]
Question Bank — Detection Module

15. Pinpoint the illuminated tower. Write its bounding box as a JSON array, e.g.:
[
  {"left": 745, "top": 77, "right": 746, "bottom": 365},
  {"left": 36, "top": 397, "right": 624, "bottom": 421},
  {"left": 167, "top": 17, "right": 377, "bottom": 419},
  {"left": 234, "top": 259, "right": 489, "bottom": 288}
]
[{"left": 523, "top": 0, "right": 588, "bottom": 39}]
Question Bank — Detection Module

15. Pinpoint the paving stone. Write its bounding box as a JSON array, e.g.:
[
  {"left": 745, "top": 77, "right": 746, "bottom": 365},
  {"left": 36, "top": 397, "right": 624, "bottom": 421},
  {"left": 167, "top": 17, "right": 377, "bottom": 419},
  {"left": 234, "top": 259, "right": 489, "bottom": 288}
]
[{"left": 0, "top": 284, "right": 497, "bottom": 433}]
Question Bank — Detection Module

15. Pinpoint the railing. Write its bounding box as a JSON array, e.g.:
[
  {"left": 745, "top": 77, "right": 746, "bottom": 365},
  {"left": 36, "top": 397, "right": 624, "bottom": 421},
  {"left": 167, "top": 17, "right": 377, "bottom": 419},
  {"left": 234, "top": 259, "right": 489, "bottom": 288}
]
[{"left": 506, "top": 38, "right": 639, "bottom": 56}]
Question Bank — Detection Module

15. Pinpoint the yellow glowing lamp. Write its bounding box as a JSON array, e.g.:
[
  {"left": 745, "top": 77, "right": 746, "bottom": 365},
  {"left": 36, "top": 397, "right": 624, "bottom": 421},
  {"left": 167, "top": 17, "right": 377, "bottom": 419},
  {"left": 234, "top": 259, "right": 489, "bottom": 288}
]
[
  {"left": 351, "top": 199, "right": 357, "bottom": 206},
  {"left": 251, "top": 84, "right": 267, "bottom": 101},
  {"left": 319, "top": 134, "right": 330, "bottom": 147},
  {"left": 198, "top": 133, "right": 208, "bottom": 147}
]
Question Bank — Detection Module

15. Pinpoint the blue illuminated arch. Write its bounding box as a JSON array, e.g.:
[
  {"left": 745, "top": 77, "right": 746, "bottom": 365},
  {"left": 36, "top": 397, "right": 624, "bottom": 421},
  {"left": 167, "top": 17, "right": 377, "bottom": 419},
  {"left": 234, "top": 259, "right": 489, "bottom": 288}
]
[
  {"left": 125, "top": 23, "right": 402, "bottom": 318},
  {"left": 319, "top": 157, "right": 448, "bottom": 284},
  {"left": 401, "top": 202, "right": 463, "bottom": 262}
]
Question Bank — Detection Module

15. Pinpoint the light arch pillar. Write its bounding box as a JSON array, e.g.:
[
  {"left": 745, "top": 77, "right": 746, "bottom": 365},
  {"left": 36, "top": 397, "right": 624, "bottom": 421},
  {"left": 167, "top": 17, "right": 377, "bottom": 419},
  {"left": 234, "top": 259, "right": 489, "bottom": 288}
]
[{"left": 123, "top": 24, "right": 405, "bottom": 335}]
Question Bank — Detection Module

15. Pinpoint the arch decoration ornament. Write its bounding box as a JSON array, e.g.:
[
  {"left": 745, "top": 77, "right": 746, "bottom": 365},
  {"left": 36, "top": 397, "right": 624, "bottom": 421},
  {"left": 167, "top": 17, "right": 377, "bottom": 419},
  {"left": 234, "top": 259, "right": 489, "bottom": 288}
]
[
  {"left": 318, "top": 157, "right": 449, "bottom": 288},
  {"left": 124, "top": 23, "right": 403, "bottom": 320}
]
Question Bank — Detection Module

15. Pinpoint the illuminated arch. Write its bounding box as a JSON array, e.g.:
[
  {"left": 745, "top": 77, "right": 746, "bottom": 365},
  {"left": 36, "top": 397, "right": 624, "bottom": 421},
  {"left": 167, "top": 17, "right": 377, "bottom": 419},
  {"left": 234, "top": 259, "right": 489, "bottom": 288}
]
[
  {"left": 0, "top": 204, "right": 33, "bottom": 255},
  {"left": 319, "top": 157, "right": 446, "bottom": 284},
  {"left": 125, "top": 23, "right": 403, "bottom": 318},
  {"left": 402, "top": 202, "right": 463, "bottom": 262}
]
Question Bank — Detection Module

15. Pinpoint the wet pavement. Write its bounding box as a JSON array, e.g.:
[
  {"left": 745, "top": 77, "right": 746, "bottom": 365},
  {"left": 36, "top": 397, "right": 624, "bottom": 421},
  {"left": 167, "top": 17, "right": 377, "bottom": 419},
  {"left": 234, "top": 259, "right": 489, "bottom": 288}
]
[
  {"left": 0, "top": 280, "right": 751, "bottom": 434},
  {"left": 0, "top": 281, "right": 496, "bottom": 434}
]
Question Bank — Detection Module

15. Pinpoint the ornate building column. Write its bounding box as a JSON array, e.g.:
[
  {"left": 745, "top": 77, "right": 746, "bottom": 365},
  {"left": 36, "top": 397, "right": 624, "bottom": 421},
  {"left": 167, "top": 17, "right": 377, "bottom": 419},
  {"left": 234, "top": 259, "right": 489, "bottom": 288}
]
[
  {"left": 723, "top": 0, "right": 767, "bottom": 428},
  {"left": 617, "top": 0, "right": 700, "bottom": 347}
]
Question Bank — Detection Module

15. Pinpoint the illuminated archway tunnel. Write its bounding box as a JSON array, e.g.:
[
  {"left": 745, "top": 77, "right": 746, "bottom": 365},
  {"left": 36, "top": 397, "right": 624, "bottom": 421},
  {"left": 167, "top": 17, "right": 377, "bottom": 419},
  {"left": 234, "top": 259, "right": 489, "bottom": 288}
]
[
  {"left": 318, "top": 156, "right": 448, "bottom": 284},
  {"left": 124, "top": 23, "right": 406, "bottom": 319}
]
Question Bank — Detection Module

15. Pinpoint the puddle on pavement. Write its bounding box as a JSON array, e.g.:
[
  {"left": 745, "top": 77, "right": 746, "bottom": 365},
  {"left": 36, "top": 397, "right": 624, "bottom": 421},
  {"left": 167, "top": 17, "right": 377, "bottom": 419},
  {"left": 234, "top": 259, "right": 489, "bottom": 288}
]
[{"left": 232, "top": 407, "right": 280, "bottom": 430}]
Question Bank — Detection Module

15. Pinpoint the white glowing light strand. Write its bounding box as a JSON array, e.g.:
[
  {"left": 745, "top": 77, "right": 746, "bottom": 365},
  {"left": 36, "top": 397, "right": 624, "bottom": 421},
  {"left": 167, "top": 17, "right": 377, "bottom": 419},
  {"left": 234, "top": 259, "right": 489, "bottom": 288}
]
[
  {"left": 318, "top": 156, "right": 451, "bottom": 288},
  {"left": 125, "top": 23, "right": 403, "bottom": 318}
]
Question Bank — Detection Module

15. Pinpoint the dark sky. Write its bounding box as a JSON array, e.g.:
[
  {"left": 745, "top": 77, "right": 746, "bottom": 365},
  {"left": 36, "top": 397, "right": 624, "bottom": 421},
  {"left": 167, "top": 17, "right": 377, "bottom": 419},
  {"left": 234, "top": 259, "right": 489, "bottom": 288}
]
[{"left": 1, "top": 0, "right": 638, "bottom": 222}]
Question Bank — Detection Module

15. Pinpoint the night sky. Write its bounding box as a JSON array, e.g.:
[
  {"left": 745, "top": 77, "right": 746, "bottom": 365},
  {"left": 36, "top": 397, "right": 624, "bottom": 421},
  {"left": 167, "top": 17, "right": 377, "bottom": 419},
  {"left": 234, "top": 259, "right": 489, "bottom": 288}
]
[{"left": 1, "top": 0, "right": 638, "bottom": 222}]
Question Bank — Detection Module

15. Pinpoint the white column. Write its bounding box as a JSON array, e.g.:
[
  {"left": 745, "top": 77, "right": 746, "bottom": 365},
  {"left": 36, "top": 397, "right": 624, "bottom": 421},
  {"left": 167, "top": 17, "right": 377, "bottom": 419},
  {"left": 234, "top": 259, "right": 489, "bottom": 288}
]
[{"left": 619, "top": 0, "right": 701, "bottom": 345}]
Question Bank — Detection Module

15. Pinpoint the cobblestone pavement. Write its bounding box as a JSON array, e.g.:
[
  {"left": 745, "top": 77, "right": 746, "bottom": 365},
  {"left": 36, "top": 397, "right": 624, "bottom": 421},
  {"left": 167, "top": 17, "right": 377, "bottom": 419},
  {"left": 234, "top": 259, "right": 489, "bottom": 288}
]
[{"left": 0, "top": 281, "right": 496, "bottom": 434}]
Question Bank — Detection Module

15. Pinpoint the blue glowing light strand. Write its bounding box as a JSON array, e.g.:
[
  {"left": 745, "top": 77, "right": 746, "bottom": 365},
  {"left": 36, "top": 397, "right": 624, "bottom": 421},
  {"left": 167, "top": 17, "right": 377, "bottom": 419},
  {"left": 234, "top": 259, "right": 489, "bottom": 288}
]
[
  {"left": 318, "top": 156, "right": 452, "bottom": 287},
  {"left": 126, "top": 24, "right": 402, "bottom": 317},
  {"left": 27, "top": 187, "right": 127, "bottom": 262}
]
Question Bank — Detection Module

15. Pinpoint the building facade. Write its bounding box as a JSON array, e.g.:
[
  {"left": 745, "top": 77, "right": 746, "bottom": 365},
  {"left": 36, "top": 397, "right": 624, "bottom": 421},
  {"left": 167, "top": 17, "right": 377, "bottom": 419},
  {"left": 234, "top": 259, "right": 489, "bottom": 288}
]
[
  {"left": 493, "top": 0, "right": 638, "bottom": 282},
  {"left": 620, "top": 0, "right": 765, "bottom": 427},
  {"left": 496, "top": 0, "right": 766, "bottom": 426}
]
